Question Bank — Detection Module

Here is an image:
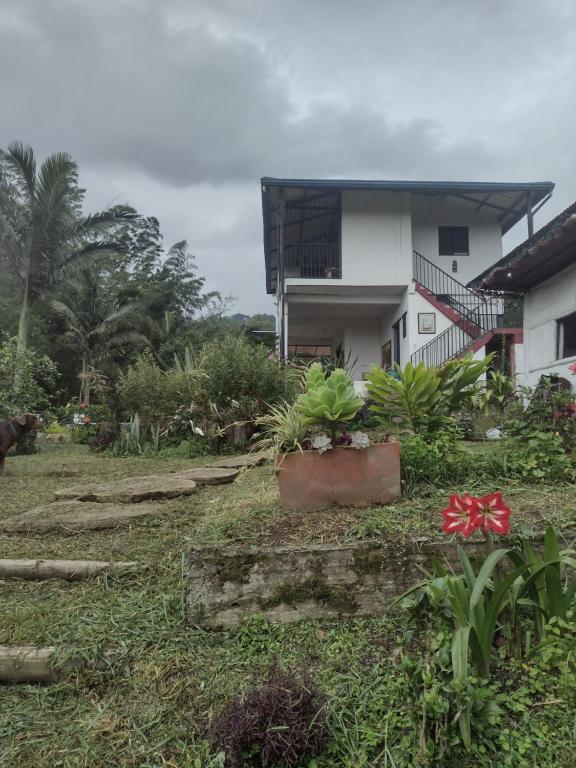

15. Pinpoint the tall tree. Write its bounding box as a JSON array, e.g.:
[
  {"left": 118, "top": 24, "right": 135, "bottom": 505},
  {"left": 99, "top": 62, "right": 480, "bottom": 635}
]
[
  {"left": 50, "top": 267, "right": 147, "bottom": 405},
  {"left": 0, "top": 141, "right": 136, "bottom": 389}
]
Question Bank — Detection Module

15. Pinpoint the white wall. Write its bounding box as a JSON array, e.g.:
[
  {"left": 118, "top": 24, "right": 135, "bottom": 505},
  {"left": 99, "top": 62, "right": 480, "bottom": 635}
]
[
  {"left": 344, "top": 324, "right": 382, "bottom": 379},
  {"left": 341, "top": 190, "right": 412, "bottom": 286},
  {"left": 523, "top": 262, "right": 576, "bottom": 390},
  {"left": 411, "top": 195, "right": 503, "bottom": 285}
]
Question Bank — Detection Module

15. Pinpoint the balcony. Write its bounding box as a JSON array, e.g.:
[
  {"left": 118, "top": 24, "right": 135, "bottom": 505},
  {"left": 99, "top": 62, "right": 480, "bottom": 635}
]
[{"left": 284, "top": 243, "right": 341, "bottom": 280}]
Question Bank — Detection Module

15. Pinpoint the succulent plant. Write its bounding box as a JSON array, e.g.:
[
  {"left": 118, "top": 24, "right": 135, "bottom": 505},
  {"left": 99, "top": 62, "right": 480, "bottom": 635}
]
[
  {"left": 311, "top": 433, "right": 333, "bottom": 453},
  {"left": 350, "top": 431, "right": 370, "bottom": 449},
  {"left": 296, "top": 365, "right": 365, "bottom": 436}
]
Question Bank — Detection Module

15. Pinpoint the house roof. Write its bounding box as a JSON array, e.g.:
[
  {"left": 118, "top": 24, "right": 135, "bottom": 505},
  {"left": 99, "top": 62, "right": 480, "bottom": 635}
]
[
  {"left": 261, "top": 177, "right": 554, "bottom": 235},
  {"left": 469, "top": 200, "right": 576, "bottom": 292},
  {"left": 261, "top": 177, "right": 555, "bottom": 294}
]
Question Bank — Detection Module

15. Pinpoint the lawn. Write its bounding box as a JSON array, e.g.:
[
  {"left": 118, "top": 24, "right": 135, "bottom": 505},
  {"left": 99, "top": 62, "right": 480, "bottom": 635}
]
[{"left": 2, "top": 443, "right": 576, "bottom": 767}]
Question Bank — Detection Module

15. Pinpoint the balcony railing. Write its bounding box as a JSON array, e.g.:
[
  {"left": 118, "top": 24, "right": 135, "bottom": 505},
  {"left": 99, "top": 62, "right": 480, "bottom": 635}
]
[{"left": 283, "top": 243, "right": 341, "bottom": 280}]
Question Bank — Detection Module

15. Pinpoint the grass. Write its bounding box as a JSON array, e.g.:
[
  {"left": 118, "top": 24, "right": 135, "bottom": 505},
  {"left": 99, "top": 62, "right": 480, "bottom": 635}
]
[{"left": 1, "top": 443, "right": 576, "bottom": 766}]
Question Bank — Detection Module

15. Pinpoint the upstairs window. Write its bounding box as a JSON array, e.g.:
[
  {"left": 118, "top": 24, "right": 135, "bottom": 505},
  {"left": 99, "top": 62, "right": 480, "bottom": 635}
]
[
  {"left": 557, "top": 311, "right": 576, "bottom": 360},
  {"left": 439, "top": 226, "right": 469, "bottom": 256}
]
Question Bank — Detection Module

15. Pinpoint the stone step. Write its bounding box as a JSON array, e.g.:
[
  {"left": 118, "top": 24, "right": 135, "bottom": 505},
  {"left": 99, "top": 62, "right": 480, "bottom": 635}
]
[
  {"left": 0, "top": 500, "right": 166, "bottom": 533},
  {"left": 207, "top": 451, "right": 270, "bottom": 469},
  {"left": 53, "top": 468, "right": 236, "bottom": 504}
]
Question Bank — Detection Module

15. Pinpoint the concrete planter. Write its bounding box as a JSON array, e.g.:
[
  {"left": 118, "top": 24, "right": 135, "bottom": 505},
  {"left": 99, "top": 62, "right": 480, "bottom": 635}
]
[{"left": 275, "top": 442, "right": 400, "bottom": 512}]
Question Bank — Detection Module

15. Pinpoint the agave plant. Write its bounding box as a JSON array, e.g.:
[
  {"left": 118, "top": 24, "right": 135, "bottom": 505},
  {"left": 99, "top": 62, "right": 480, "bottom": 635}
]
[{"left": 296, "top": 363, "right": 364, "bottom": 439}]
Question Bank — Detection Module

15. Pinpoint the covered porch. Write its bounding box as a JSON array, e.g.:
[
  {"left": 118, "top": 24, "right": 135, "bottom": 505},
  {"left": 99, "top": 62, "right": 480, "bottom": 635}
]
[{"left": 285, "top": 289, "right": 404, "bottom": 381}]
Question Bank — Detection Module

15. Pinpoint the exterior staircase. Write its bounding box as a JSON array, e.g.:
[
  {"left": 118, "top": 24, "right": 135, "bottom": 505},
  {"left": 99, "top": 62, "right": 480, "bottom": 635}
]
[{"left": 411, "top": 250, "right": 521, "bottom": 367}]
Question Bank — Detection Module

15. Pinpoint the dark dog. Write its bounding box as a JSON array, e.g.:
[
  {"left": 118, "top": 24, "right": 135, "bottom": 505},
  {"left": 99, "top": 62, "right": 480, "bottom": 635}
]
[{"left": 0, "top": 413, "right": 43, "bottom": 474}]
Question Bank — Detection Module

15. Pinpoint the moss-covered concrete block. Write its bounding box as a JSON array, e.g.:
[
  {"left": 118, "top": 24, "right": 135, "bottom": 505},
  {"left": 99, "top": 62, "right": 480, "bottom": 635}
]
[{"left": 187, "top": 538, "right": 495, "bottom": 629}]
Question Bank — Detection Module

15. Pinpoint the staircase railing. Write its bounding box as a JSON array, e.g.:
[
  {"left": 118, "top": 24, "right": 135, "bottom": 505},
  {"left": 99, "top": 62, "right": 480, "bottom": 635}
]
[
  {"left": 411, "top": 249, "right": 522, "bottom": 366},
  {"left": 411, "top": 298, "right": 523, "bottom": 367},
  {"left": 413, "top": 250, "right": 490, "bottom": 320}
]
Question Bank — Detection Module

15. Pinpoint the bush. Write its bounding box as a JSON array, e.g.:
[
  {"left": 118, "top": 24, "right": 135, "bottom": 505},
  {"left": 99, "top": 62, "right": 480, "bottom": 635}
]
[
  {"left": 116, "top": 351, "right": 200, "bottom": 425},
  {"left": 198, "top": 335, "right": 297, "bottom": 409},
  {"left": 210, "top": 667, "right": 327, "bottom": 768},
  {"left": 367, "top": 357, "right": 492, "bottom": 437},
  {"left": 0, "top": 336, "right": 59, "bottom": 418},
  {"left": 400, "top": 432, "right": 480, "bottom": 492},
  {"left": 504, "top": 430, "right": 574, "bottom": 482}
]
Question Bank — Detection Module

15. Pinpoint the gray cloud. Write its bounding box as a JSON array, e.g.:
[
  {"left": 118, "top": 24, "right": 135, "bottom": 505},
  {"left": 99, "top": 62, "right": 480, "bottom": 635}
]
[{"left": 1, "top": 0, "right": 576, "bottom": 311}]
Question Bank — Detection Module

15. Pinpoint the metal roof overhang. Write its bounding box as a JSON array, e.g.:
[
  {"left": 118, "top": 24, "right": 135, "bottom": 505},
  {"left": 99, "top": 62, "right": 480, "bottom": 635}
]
[
  {"left": 470, "top": 210, "right": 576, "bottom": 292},
  {"left": 261, "top": 178, "right": 554, "bottom": 294}
]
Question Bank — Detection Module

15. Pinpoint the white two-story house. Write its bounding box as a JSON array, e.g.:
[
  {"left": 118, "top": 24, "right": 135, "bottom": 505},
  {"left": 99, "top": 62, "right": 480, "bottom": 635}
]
[{"left": 261, "top": 178, "right": 554, "bottom": 383}]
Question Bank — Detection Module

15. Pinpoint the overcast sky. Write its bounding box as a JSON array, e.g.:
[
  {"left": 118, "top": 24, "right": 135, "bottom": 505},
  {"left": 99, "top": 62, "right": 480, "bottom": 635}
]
[{"left": 2, "top": 0, "right": 575, "bottom": 313}]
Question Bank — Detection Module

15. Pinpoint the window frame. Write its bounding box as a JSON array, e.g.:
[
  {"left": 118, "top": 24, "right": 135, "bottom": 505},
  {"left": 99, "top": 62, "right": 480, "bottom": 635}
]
[
  {"left": 556, "top": 310, "right": 576, "bottom": 361},
  {"left": 438, "top": 225, "right": 470, "bottom": 256}
]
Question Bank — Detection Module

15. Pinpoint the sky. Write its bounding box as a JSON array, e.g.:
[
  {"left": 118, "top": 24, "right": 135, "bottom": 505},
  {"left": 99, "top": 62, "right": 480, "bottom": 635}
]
[{"left": 1, "top": 0, "right": 576, "bottom": 313}]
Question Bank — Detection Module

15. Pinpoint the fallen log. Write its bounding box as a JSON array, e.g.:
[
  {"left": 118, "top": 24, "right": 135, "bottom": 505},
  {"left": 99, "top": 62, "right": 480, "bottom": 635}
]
[
  {"left": 0, "top": 558, "right": 145, "bottom": 581},
  {"left": 0, "top": 645, "right": 110, "bottom": 683}
]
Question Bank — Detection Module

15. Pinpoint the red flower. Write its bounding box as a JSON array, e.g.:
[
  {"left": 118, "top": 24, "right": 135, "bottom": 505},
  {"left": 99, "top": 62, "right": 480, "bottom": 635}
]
[
  {"left": 80, "top": 402, "right": 88, "bottom": 408},
  {"left": 569, "top": 362, "right": 576, "bottom": 374},
  {"left": 441, "top": 494, "right": 482, "bottom": 537},
  {"left": 82, "top": 415, "right": 91, "bottom": 425},
  {"left": 472, "top": 492, "right": 512, "bottom": 536}
]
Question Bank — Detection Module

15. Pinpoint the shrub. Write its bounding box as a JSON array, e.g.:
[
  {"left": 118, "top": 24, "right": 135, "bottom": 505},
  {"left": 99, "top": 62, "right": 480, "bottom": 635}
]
[
  {"left": 116, "top": 351, "right": 200, "bottom": 425},
  {"left": 504, "top": 430, "right": 574, "bottom": 482},
  {"left": 0, "top": 336, "right": 59, "bottom": 418},
  {"left": 367, "top": 357, "right": 492, "bottom": 437},
  {"left": 197, "top": 335, "right": 297, "bottom": 409},
  {"left": 210, "top": 667, "right": 327, "bottom": 768},
  {"left": 400, "top": 432, "right": 478, "bottom": 492}
]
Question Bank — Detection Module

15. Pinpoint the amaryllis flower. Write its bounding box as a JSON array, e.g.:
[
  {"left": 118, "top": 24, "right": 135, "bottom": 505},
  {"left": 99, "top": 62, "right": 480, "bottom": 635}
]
[
  {"left": 569, "top": 362, "right": 576, "bottom": 374},
  {"left": 441, "top": 494, "right": 482, "bottom": 537},
  {"left": 472, "top": 492, "right": 512, "bottom": 535}
]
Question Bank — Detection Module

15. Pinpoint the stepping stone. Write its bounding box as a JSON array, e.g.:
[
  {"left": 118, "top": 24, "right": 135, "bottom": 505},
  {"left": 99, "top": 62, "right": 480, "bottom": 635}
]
[
  {"left": 174, "top": 467, "right": 239, "bottom": 484},
  {"left": 0, "top": 501, "right": 166, "bottom": 533},
  {"left": 54, "top": 474, "right": 199, "bottom": 503},
  {"left": 207, "top": 451, "right": 270, "bottom": 469}
]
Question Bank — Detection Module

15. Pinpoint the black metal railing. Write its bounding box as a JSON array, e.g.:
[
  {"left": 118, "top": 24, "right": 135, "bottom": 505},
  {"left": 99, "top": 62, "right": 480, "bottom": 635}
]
[
  {"left": 413, "top": 250, "right": 489, "bottom": 318},
  {"left": 283, "top": 243, "right": 341, "bottom": 280},
  {"left": 411, "top": 299, "right": 523, "bottom": 367},
  {"left": 412, "top": 250, "right": 522, "bottom": 366}
]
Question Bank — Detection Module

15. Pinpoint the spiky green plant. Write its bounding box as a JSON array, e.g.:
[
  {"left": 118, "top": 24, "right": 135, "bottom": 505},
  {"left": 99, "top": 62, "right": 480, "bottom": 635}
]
[
  {"left": 296, "top": 363, "right": 364, "bottom": 439},
  {"left": 252, "top": 400, "right": 309, "bottom": 454}
]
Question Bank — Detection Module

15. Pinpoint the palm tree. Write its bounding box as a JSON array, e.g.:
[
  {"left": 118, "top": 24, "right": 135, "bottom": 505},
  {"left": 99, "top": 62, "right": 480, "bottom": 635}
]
[
  {"left": 0, "top": 141, "right": 136, "bottom": 390},
  {"left": 51, "top": 267, "right": 147, "bottom": 405}
]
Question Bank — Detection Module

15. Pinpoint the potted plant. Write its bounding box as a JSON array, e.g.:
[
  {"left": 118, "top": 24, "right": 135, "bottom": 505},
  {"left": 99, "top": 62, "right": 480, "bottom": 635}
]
[{"left": 256, "top": 363, "right": 400, "bottom": 511}]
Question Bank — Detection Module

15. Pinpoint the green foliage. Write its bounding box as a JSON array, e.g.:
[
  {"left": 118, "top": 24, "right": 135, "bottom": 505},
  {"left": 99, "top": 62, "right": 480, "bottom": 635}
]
[
  {"left": 507, "top": 528, "right": 576, "bottom": 645},
  {"left": 507, "top": 379, "right": 576, "bottom": 451},
  {"left": 400, "top": 433, "right": 475, "bottom": 492},
  {"left": 197, "top": 335, "right": 297, "bottom": 408},
  {"left": 504, "top": 430, "right": 574, "bottom": 482},
  {"left": 0, "top": 336, "right": 59, "bottom": 418},
  {"left": 112, "top": 414, "right": 146, "bottom": 456},
  {"left": 116, "top": 351, "right": 200, "bottom": 425},
  {"left": 367, "top": 357, "right": 492, "bottom": 436},
  {"left": 252, "top": 400, "right": 309, "bottom": 454},
  {"left": 296, "top": 363, "right": 364, "bottom": 433}
]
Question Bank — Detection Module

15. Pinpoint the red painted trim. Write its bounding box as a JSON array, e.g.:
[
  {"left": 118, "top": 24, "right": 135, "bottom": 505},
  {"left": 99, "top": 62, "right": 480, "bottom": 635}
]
[
  {"left": 467, "top": 328, "right": 523, "bottom": 355},
  {"left": 414, "top": 283, "right": 481, "bottom": 337}
]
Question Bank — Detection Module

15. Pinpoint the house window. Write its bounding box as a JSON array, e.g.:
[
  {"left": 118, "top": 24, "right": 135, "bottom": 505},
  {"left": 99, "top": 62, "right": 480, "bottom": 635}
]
[
  {"left": 402, "top": 312, "right": 407, "bottom": 338},
  {"left": 557, "top": 311, "right": 576, "bottom": 360},
  {"left": 439, "top": 226, "right": 469, "bottom": 256}
]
